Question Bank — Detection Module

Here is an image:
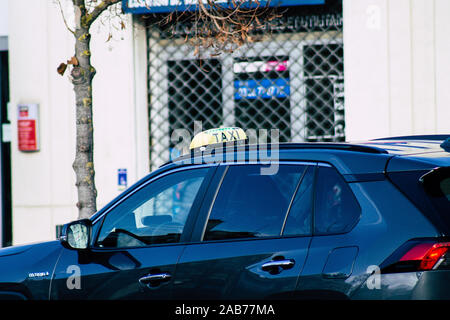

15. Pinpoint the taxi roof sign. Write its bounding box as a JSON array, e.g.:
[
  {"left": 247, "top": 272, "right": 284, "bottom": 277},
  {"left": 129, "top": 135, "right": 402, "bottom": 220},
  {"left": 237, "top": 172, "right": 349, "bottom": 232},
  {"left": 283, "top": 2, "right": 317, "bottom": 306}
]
[{"left": 189, "top": 127, "right": 247, "bottom": 150}]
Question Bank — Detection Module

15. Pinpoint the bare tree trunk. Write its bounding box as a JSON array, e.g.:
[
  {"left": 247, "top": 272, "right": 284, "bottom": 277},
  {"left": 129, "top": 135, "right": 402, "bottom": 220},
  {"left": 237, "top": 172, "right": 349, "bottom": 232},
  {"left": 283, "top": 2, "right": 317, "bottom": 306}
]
[
  {"left": 63, "top": 0, "right": 260, "bottom": 219},
  {"left": 72, "top": 1, "right": 97, "bottom": 219}
]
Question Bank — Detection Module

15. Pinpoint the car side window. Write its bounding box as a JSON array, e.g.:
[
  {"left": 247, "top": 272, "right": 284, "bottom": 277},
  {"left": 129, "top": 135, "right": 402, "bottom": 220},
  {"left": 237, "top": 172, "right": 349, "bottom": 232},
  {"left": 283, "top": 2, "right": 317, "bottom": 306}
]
[
  {"left": 96, "top": 168, "right": 209, "bottom": 248},
  {"left": 282, "top": 165, "right": 315, "bottom": 236},
  {"left": 203, "top": 164, "right": 307, "bottom": 241},
  {"left": 314, "top": 165, "right": 361, "bottom": 235}
]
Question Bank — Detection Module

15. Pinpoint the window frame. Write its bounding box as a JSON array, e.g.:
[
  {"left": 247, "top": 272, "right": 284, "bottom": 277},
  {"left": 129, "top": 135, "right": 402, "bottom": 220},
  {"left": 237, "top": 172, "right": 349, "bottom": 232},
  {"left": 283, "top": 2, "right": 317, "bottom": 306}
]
[
  {"left": 90, "top": 164, "right": 218, "bottom": 250},
  {"left": 192, "top": 161, "right": 362, "bottom": 244},
  {"left": 311, "top": 164, "right": 362, "bottom": 236},
  {"left": 198, "top": 161, "right": 319, "bottom": 243}
]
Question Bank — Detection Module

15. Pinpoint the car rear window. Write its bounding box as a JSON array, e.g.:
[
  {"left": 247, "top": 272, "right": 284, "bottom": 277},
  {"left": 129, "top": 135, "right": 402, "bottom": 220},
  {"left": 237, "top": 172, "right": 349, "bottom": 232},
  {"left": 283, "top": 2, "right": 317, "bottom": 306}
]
[
  {"left": 387, "top": 167, "right": 450, "bottom": 234},
  {"left": 442, "top": 179, "right": 450, "bottom": 200}
]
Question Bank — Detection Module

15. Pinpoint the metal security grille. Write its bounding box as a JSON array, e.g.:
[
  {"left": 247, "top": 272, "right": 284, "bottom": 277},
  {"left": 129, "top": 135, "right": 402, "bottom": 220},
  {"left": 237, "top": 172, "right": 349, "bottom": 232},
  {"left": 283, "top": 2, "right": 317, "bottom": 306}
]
[
  {"left": 145, "top": 2, "right": 344, "bottom": 169},
  {"left": 167, "top": 59, "right": 223, "bottom": 149}
]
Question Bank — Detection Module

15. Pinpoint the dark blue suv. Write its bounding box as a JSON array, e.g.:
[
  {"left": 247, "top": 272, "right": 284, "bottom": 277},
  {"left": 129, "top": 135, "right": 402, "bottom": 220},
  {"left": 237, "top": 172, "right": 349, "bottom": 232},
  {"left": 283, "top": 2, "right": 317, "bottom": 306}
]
[{"left": 0, "top": 135, "right": 449, "bottom": 300}]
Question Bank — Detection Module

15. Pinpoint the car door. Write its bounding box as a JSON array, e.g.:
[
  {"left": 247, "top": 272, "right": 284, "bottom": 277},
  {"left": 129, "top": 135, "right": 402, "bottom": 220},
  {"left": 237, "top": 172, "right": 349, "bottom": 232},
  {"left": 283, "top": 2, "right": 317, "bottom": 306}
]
[
  {"left": 172, "top": 163, "right": 316, "bottom": 299},
  {"left": 50, "top": 165, "right": 216, "bottom": 299},
  {"left": 295, "top": 164, "right": 362, "bottom": 299}
]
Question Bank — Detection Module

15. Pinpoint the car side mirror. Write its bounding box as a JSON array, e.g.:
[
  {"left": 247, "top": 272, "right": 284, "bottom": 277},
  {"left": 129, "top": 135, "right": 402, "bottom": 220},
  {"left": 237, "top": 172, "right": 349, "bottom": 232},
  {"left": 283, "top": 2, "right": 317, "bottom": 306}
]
[{"left": 60, "top": 219, "right": 92, "bottom": 250}]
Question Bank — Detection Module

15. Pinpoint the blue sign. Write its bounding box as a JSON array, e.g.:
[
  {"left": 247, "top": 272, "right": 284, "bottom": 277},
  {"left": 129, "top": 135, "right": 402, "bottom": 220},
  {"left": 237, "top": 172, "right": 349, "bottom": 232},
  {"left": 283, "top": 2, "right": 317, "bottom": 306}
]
[
  {"left": 123, "top": 0, "right": 324, "bottom": 14},
  {"left": 234, "top": 78, "right": 290, "bottom": 100},
  {"left": 118, "top": 169, "right": 128, "bottom": 191}
]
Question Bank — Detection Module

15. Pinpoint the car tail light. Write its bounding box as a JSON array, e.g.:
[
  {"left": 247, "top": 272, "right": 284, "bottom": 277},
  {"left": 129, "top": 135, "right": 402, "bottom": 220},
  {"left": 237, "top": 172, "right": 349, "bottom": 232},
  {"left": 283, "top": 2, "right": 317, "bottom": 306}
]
[
  {"left": 381, "top": 240, "right": 450, "bottom": 273},
  {"left": 418, "top": 243, "right": 450, "bottom": 270}
]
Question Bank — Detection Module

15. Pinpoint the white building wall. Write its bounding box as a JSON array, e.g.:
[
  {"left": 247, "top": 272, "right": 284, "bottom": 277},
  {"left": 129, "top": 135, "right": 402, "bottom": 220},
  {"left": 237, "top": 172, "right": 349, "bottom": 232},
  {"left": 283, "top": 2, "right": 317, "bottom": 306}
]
[
  {"left": 8, "top": 1, "right": 148, "bottom": 245},
  {"left": 344, "top": 0, "right": 450, "bottom": 141},
  {"left": 0, "top": 0, "right": 8, "bottom": 37}
]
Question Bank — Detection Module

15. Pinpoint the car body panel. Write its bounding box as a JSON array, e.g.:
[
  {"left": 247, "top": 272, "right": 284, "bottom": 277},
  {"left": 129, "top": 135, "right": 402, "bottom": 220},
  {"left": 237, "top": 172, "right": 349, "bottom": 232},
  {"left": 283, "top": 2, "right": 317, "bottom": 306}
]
[
  {"left": 172, "top": 237, "right": 311, "bottom": 299},
  {"left": 386, "top": 153, "right": 450, "bottom": 172},
  {"left": 0, "top": 241, "right": 63, "bottom": 299},
  {"left": 49, "top": 245, "right": 185, "bottom": 299},
  {"left": 297, "top": 179, "right": 439, "bottom": 299}
]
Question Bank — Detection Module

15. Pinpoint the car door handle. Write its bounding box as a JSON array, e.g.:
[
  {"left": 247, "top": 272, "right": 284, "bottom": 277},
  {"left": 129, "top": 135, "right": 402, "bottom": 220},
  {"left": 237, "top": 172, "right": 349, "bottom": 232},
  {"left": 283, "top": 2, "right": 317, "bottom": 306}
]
[
  {"left": 261, "top": 259, "right": 295, "bottom": 273},
  {"left": 139, "top": 273, "right": 172, "bottom": 287}
]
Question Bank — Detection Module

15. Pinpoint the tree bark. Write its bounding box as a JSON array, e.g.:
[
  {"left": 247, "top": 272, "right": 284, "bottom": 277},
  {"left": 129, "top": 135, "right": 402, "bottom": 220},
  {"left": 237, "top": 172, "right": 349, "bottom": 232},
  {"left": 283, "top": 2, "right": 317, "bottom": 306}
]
[
  {"left": 69, "top": 0, "right": 121, "bottom": 219},
  {"left": 72, "top": 0, "right": 97, "bottom": 219}
]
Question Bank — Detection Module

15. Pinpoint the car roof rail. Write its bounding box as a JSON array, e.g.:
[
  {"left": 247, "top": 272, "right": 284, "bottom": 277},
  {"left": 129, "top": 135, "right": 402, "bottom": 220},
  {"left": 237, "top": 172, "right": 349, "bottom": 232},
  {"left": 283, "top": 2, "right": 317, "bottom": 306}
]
[
  {"left": 260, "top": 143, "right": 389, "bottom": 154},
  {"left": 371, "top": 134, "right": 450, "bottom": 141},
  {"left": 160, "top": 142, "right": 389, "bottom": 168}
]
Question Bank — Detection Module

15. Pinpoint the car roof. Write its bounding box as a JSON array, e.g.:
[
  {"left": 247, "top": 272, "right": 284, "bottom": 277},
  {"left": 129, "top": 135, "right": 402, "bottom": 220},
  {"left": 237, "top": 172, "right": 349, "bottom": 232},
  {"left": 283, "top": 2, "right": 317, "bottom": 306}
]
[
  {"left": 355, "top": 135, "right": 450, "bottom": 156},
  {"left": 165, "top": 134, "right": 450, "bottom": 175},
  {"left": 357, "top": 136, "right": 450, "bottom": 171}
]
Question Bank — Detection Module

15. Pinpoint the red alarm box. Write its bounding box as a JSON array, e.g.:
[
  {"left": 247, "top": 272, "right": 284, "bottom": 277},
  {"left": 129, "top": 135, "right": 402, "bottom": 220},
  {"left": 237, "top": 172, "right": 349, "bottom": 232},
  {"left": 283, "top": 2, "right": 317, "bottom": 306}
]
[{"left": 17, "top": 104, "right": 40, "bottom": 152}]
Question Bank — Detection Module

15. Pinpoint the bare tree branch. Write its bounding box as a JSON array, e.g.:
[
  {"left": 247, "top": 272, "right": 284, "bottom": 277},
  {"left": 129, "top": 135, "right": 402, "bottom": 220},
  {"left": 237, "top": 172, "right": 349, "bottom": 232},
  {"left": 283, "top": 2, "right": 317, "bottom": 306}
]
[
  {"left": 87, "top": 0, "right": 122, "bottom": 27},
  {"left": 56, "top": 0, "right": 75, "bottom": 34},
  {"left": 167, "top": 0, "right": 279, "bottom": 55}
]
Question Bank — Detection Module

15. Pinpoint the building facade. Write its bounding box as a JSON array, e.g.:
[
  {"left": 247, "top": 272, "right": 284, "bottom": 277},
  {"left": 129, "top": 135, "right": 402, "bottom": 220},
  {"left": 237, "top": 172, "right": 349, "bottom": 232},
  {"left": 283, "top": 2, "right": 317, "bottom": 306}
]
[
  {"left": 0, "top": 0, "right": 10, "bottom": 247},
  {"left": 5, "top": 0, "right": 450, "bottom": 245},
  {"left": 142, "top": 0, "right": 344, "bottom": 169}
]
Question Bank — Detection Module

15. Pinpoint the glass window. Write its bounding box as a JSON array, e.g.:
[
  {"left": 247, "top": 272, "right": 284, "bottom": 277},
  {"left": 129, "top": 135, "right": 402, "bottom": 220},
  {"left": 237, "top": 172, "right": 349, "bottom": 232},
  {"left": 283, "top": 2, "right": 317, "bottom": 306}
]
[
  {"left": 96, "top": 168, "right": 209, "bottom": 248},
  {"left": 203, "top": 165, "right": 306, "bottom": 241},
  {"left": 283, "top": 166, "right": 315, "bottom": 236},
  {"left": 314, "top": 166, "right": 361, "bottom": 234},
  {"left": 388, "top": 167, "right": 450, "bottom": 233},
  {"left": 234, "top": 56, "right": 291, "bottom": 143}
]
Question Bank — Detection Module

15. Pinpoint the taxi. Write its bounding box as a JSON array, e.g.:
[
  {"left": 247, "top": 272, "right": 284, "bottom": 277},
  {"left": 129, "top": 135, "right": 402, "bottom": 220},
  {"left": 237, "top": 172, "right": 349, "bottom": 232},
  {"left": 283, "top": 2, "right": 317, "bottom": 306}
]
[{"left": 0, "top": 128, "right": 449, "bottom": 300}]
